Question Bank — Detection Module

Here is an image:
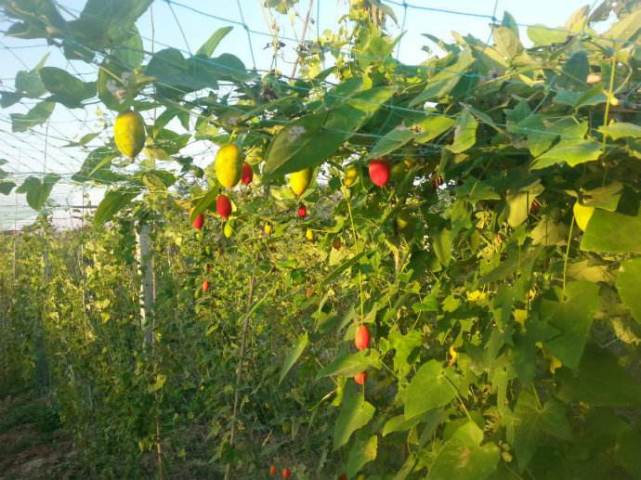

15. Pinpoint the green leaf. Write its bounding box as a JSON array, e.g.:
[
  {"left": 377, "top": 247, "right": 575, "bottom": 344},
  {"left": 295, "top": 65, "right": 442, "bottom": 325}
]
[
  {"left": 15, "top": 59, "right": 47, "bottom": 97},
  {"left": 527, "top": 25, "right": 568, "bottom": 46},
  {"left": 39, "top": 67, "right": 95, "bottom": 107},
  {"left": 540, "top": 281, "right": 600, "bottom": 369},
  {"left": 508, "top": 388, "right": 572, "bottom": 470},
  {"left": 0, "top": 181, "right": 16, "bottom": 195},
  {"left": 16, "top": 174, "right": 60, "bottom": 210},
  {"left": 333, "top": 383, "right": 375, "bottom": 450},
  {"left": 389, "top": 329, "right": 422, "bottom": 378},
  {"left": 279, "top": 332, "right": 309, "bottom": 383},
  {"left": 616, "top": 258, "right": 641, "bottom": 325},
  {"left": 264, "top": 86, "right": 396, "bottom": 176},
  {"left": 410, "top": 50, "right": 475, "bottom": 105},
  {"left": 346, "top": 435, "right": 377, "bottom": 478},
  {"left": 580, "top": 209, "right": 641, "bottom": 254},
  {"left": 190, "top": 188, "right": 219, "bottom": 222},
  {"left": 367, "top": 125, "right": 414, "bottom": 159},
  {"left": 447, "top": 111, "right": 478, "bottom": 154},
  {"left": 73, "top": 146, "right": 125, "bottom": 184},
  {"left": 112, "top": 27, "right": 144, "bottom": 69},
  {"left": 415, "top": 115, "right": 456, "bottom": 143},
  {"left": 604, "top": 7, "right": 641, "bottom": 42},
  {"left": 10, "top": 101, "right": 55, "bottom": 132},
  {"left": 557, "top": 347, "right": 641, "bottom": 407},
  {"left": 148, "top": 373, "right": 166, "bottom": 393},
  {"left": 94, "top": 189, "right": 139, "bottom": 225},
  {"left": 493, "top": 26, "right": 522, "bottom": 58},
  {"left": 404, "top": 360, "right": 457, "bottom": 419},
  {"left": 530, "top": 216, "right": 568, "bottom": 246},
  {"left": 531, "top": 140, "right": 602, "bottom": 169},
  {"left": 197, "top": 26, "right": 233, "bottom": 57},
  {"left": 382, "top": 414, "right": 423, "bottom": 437},
  {"left": 428, "top": 421, "right": 500, "bottom": 480},
  {"left": 560, "top": 51, "right": 588, "bottom": 88},
  {"left": 317, "top": 350, "right": 381, "bottom": 379},
  {"left": 506, "top": 180, "right": 544, "bottom": 228},
  {"left": 599, "top": 121, "right": 641, "bottom": 140},
  {"left": 432, "top": 228, "right": 452, "bottom": 267}
]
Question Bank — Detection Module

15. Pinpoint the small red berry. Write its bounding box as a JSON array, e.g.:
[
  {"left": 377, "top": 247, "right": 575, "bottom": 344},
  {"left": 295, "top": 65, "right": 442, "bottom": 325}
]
[
  {"left": 202, "top": 280, "right": 209, "bottom": 292},
  {"left": 192, "top": 213, "right": 204, "bottom": 230},
  {"left": 241, "top": 162, "right": 253, "bottom": 185},
  {"left": 368, "top": 158, "right": 391, "bottom": 187},
  {"left": 269, "top": 464, "right": 277, "bottom": 476},
  {"left": 281, "top": 467, "right": 292, "bottom": 479},
  {"left": 297, "top": 204, "right": 307, "bottom": 218},
  {"left": 354, "top": 324, "right": 370, "bottom": 351},
  {"left": 216, "top": 194, "right": 232, "bottom": 220},
  {"left": 354, "top": 371, "right": 367, "bottom": 385}
]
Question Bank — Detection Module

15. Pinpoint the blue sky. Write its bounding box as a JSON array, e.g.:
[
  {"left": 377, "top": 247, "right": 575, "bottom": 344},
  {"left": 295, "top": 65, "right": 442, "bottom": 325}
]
[{"left": 0, "top": 0, "right": 600, "bottom": 228}]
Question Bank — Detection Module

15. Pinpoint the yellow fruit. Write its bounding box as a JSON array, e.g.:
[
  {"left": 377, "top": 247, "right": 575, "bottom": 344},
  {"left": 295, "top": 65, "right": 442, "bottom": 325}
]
[
  {"left": 114, "top": 110, "right": 146, "bottom": 158},
  {"left": 305, "top": 228, "right": 314, "bottom": 241},
  {"left": 264, "top": 223, "right": 273, "bottom": 236},
  {"left": 573, "top": 202, "right": 595, "bottom": 232},
  {"left": 215, "top": 144, "right": 242, "bottom": 189},
  {"left": 288, "top": 168, "right": 313, "bottom": 197},
  {"left": 395, "top": 212, "right": 412, "bottom": 231},
  {"left": 223, "top": 222, "right": 233, "bottom": 238},
  {"left": 343, "top": 164, "right": 359, "bottom": 187}
]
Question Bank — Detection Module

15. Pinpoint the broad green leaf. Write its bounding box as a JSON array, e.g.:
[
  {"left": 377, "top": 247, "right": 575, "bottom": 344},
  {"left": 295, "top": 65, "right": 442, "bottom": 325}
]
[
  {"left": 333, "top": 383, "right": 375, "bottom": 449},
  {"left": 94, "top": 189, "right": 139, "bottom": 225},
  {"left": 39, "top": 67, "right": 95, "bottom": 107},
  {"left": 16, "top": 174, "right": 60, "bottom": 210},
  {"left": 580, "top": 209, "right": 641, "bottom": 254},
  {"left": 415, "top": 115, "right": 456, "bottom": 143},
  {"left": 540, "top": 281, "right": 600, "bottom": 369},
  {"left": 531, "top": 140, "right": 602, "bottom": 169},
  {"left": 190, "top": 188, "right": 219, "bottom": 222},
  {"left": 404, "top": 360, "right": 457, "bottom": 419},
  {"left": 530, "top": 216, "right": 568, "bottom": 246},
  {"left": 264, "top": 86, "right": 396, "bottom": 176},
  {"left": 0, "top": 181, "right": 16, "bottom": 195},
  {"left": 565, "top": 5, "right": 590, "bottom": 32},
  {"left": 506, "top": 180, "right": 544, "bottom": 228},
  {"left": 616, "top": 258, "right": 641, "bottom": 325},
  {"left": 367, "top": 126, "right": 414, "bottom": 159},
  {"left": 557, "top": 347, "right": 641, "bottom": 407},
  {"left": 317, "top": 350, "right": 380, "bottom": 379},
  {"left": 10, "top": 100, "right": 55, "bottom": 132},
  {"left": 279, "top": 332, "right": 309, "bottom": 383},
  {"left": 197, "top": 26, "right": 233, "bottom": 57},
  {"left": 493, "top": 26, "right": 522, "bottom": 58},
  {"left": 382, "top": 414, "right": 423, "bottom": 437},
  {"left": 389, "top": 329, "right": 422, "bottom": 378},
  {"left": 508, "top": 388, "right": 572, "bottom": 470},
  {"left": 112, "top": 27, "right": 144, "bottom": 69},
  {"left": 599, "top": 122, "right": 641, "bottom": 140},
  {"left": 73, "top": 146, "right": 125, "bottom": 184},
  {"left": 428, "top": 421, "right": 500, "bottom": 480},
  {"left": 604, "top": 7, "right": 641, "bottom": 42},
  {"left": 148, "top": 373, "right": 166, "bottom": 393},
  {"left": 527, "top": 25, "right": 568, "bottom": 46},
  {"left": 447, "top": 111, "right": 478, "bottom": 154},
  {"left": 580, "top": 182, "right": 622, "bottom": 211},
  {"left": 410, "top": 50, "right": 475, "bottom": 105},
  {"left": 346, "top": 435, "right": 377, "bottom": 478},
  {"left": 432, "top": 228, "right": 452, "bottom": 267},
  {"left": 15, "top": 59, "right": 47, "bottom": 97},
  {"left": 560, "top": 51, "right": 588, "bottom": 88}
]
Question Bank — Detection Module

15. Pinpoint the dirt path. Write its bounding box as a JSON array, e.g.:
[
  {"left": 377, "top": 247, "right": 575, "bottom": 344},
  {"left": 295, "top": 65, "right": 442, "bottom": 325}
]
[{"left": 0, "top": 392, "right": 77, "bottom": 479}]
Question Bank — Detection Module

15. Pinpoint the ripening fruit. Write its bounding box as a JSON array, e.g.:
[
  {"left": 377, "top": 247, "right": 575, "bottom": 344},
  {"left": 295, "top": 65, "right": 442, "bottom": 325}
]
[
  {"left": 354, "top": 371, "right": 367, "bottom": 385},
  {"left": 586, "top": 73, "right": 602, "bottom": 84},
  {"left": 269, "top": 465, "right": 277, "bottom": 477},
  {"left": 368, "top": 158, "right": 390, "bottom": 187},
  {"left": 216, "top": 194, "right": 232, "bottom": 220},
  {"left": 215, "top": 144, "right": 242, "bottom": 189},
  {"left": 114, "top": 110, "right": 146, "bottom": 158},
  {"left": 281, "top": 468, "right": 292, "bottom": 479},
  {"left": 305, "top": 228, "right": 314, "bottom": 241},
  {"left": 288, "top": 168, "right": 312, "bottom": 197},
  {"left": 431, "top": 175, "right": 444, "bottom": 189},
  {"left": 343, "top": 164, "right": 359, "bottom": 187},
  {"left": 202, "top": 280, "right": 209, "bottom": 293},
  {"left": 339, "top": 474, "right": 348, "bottom": 480},
  {"left": 223, "top": 222, "right": 233, "bottom": 238},
  {"left": 395, "top": 212, "right": 411, "bottom": 232},
  {"left": 241, "top": 162, "right": 253, "bottom": 185},
  {"left": 573, "top": 202, "right": 595, "bottom": 232},
  {"left": 354, "top": 324, "right": 370, "bottom": 351},
  {"left": 297, "top": 204, "right": 307, "bottom": 218},
  {"left": 192, "top": 213, "right": 204, "bottom": 230},
  {"left": 264, "top": 223, "right": 273, "bottom": 236}
]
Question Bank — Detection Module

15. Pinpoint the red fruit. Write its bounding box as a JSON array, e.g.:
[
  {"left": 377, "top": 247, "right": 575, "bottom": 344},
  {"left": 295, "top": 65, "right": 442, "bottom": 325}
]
[
  {"left": 354, "top": 371, "right": 367, "bottom": 385},
  {"left": 297, "top": 204, "right": 307, "bottom": 218},
  {"left": 202, "top": 280, "right": 209, "bottom": 292},
  {"left": 354, "top": 324, "right": 370, "bottom": 351},
  {"left": 281, "top": 467, "right": 292, "bottom": 479},
  {"left": 192, "top": 213, "right": 204, "bottom": 230},
  {"left": 241, "top": 162, "right": 253, "bottom": 185},
  {"left": 269, "top": 464, "right": 278, "bottom": 476},
  {"left": 431, "top": 175, "right": 444, "bottom": 189},
  {"left": 216, "top": 194, "right": 232, "bottom": 219},
  {"left": 368, "top": 158, "right": 390, "bottom": 187},
  {"left": 339, "top": 474, "right": 348, "bottom": 480}
]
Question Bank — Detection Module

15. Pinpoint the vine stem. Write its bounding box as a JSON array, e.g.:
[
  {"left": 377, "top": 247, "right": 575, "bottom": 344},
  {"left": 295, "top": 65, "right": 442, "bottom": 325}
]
[
  {"left": 346, "top": 195, "right": 365, "bottom": 321},
  {"left": 601, "top": 55, "right": 617, "bottom": 185},
  {"left": 291, "top": 0, "right": 314, "bottom": 78},
  {"left": 561, "top": 215, "right": 575, "bottom": 297}
]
